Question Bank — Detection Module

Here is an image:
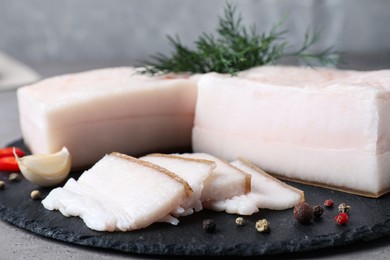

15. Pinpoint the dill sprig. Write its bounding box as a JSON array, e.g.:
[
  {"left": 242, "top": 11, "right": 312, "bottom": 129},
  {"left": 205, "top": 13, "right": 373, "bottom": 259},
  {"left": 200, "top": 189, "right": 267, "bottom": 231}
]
[{"left": 141, "top": 3, "right": 339, "bottom": 75}]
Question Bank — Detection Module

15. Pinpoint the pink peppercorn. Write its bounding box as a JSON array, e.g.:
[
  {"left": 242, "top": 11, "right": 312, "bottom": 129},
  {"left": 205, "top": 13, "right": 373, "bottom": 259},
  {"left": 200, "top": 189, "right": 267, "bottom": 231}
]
[
  {"left": 324, "top": 199, "right": 334, "bottom": 208},
  {"left": 335, "top": 212, "right": 349, "bottom": 225}
]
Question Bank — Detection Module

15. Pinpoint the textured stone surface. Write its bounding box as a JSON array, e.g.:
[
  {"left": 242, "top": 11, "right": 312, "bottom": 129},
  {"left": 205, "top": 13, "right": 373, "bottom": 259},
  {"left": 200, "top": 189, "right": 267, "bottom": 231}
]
[{"left": 1, "top": 139, "right": 390, "bottom": 256}]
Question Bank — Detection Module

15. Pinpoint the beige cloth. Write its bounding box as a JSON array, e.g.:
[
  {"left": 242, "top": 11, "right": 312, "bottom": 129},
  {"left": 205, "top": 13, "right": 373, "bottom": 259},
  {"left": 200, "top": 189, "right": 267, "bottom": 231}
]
[{"left": 0, "top": 51, "right": 41, "bottom": 91}]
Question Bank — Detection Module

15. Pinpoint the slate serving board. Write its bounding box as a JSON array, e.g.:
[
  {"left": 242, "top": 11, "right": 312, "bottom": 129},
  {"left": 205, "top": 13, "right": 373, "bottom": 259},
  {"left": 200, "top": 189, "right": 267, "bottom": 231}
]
[{"left": 1, "top": 139, "right": 390, "bottom": 256}]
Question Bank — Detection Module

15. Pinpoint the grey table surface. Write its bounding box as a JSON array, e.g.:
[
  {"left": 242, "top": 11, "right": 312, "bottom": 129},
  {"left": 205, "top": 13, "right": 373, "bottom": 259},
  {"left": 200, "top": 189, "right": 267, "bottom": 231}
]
[{"left": 1, "top": 65, "right": 390, "bottom": 260}]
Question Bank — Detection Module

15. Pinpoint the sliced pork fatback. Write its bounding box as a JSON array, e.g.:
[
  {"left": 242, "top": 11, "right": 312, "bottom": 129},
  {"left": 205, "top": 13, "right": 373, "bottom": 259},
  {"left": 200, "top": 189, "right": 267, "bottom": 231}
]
[
  {"left": 42, "top": 152, "right": 192, "bottom": 232},
  {"left": 192, "top": 65, "right": 390, "bottom": 197},
  {"left": 175, "top": 153, "right": 251, "bottom": 201},
  {"left": 140, "top": 153, "right": 216, "bottom": 217},
  {"left": 204, "top": 158, "right": 304, "bottom": 215},
  {"left": 17, "top": 67, "right": 198, "bottom": 169}
]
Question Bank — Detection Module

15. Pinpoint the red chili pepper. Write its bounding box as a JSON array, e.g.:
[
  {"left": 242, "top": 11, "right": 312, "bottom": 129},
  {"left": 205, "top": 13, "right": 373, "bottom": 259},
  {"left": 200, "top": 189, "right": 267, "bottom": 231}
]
[
  {"left": 0, "top": 147, "right": 26, "bottom": 158},
  {"left": 0, "top": 156, "right": 20, "bottom": 172}
]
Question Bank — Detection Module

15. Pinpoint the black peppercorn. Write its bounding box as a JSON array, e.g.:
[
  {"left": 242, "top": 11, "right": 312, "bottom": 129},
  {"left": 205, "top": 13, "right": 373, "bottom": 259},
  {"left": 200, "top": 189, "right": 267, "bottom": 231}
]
[
  {"left": 203, "top": 219, "right": 216, "bottom": 233},
  {"left": 293, "top": 202, "right": 314, "bottom": 223},
  {"left": 313, "top": 205, "right": 324, "bottom": 218}
]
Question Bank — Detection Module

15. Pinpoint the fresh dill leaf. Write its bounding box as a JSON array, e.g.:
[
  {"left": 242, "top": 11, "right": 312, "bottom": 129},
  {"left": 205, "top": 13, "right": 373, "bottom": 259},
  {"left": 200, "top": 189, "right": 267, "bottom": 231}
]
[
  {"left": 287, "top": 28, "right": 340, "bottom": 67},
  {"left": 140, "top": 2, "right": 339, "bottom": 75}
]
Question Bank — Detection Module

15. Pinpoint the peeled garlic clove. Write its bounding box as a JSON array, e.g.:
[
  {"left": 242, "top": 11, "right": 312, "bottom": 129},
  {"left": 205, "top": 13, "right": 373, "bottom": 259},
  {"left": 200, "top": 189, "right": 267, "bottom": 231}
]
[{"left": 14, "top": 147, "right": 71, "bottom": 187}]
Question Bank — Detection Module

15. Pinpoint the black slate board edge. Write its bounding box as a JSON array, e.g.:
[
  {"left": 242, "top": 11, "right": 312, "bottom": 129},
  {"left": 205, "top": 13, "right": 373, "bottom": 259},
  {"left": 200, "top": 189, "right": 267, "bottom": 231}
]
[
  {"left": 2, "top": 138, "right": 390, "bottom": 256},
  {"left": 1, "top": 185, "right": 390, "bottom": 257},
  {"left": 2, "top": 199, "right": 390, "bottom": 257},
  {"left": 0, "top": 201, "right": 381, "bottom": 257}
]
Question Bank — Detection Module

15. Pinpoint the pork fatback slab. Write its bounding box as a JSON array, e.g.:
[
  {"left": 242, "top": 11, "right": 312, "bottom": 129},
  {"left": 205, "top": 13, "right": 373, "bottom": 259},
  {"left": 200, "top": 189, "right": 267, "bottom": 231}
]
[
  {"left": 192, "top": 65, "right": 390, "bottom": 198},
  {"left": 17, "top": 67, "right": 198, "bottom": 169}
]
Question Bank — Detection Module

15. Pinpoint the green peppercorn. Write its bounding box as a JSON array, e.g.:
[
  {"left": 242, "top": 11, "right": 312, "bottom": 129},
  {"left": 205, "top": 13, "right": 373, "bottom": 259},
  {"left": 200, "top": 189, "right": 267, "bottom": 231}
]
[
  {"left": 203, "top": 219, "right": 216, "bottom": 233},
  {"left": 338, "top": 203, "right": 351, "bottom": 214},
  {"left": 235, "top": 217, "right": 244, "bottom": 226},
  {"left": 255, "top": 219, "right": 270, "bottom": 233}
]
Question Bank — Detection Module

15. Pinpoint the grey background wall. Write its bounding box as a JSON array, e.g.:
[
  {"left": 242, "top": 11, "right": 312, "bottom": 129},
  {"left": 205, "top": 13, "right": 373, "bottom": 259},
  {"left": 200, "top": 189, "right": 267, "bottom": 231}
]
[{"left": 1, "top": 0, "right": 389, "bottom": 73}]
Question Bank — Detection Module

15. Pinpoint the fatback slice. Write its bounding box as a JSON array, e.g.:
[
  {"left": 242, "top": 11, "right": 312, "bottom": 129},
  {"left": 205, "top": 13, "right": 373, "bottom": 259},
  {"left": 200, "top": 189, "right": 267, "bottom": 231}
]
[
  {"left": 141, "top": 153, "right": 216, "bottom": 219},
  {"left": 204, "top": 158, "right": 304, "bottom": 215},
  {"left": 175, "top": 153, "right": 251, "bottom": 202},
  {"left": 42, "top": 152, "right": 191, "bottom": 232}
]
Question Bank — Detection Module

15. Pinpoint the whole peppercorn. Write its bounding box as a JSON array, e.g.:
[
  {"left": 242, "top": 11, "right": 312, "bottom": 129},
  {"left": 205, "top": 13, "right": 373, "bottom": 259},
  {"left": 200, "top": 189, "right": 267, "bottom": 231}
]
[
  {"left": 324, "top": 199, "right": 334, "bottom": 208},
  {"left": 335, "top": 212, "right": 349, "bottom": 225},
  {"left": 293, "top": 202, "right": 314, "bottom": 223},
  {"left": 338, "top": 203, "right": 351, "bottom": 214},
  {"left": 255, "top": 219, "right": 270, "bottom": 233},
  {"left": 235, "top": 217, "right": 244, "bottom": 226},
  {"left": 203, "top": 219, "right": 216, "bottom": 233},
  {"left": 312, "top": 205, "right": 324, "bottom": 218},
  {"left": 0, "top": 180, "right": 5, "bottom": 190},
  {"left": 8, "top": 173, "right": 20, "bottom": 182},
  {"left": 30, "top": 190, "right": 41, "bottom": 200}
]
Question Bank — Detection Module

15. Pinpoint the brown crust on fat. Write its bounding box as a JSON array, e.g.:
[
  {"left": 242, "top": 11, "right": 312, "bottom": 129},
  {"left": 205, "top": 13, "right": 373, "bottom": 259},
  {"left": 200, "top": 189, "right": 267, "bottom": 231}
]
[
  {"left": 237, "top": 157, "right": 305, "bottom": 202},
  {"left": 213, "top": 156, "right": 252, "bottom": 194},
  {"left": 231, "top": 165, "right": 252, "bottom": 194},
  {"left": 177, "top": 153, "right": 252, "bottom": 194},
  {"left": 143, "top": 153, "right": 217, "bottom": 171},
  {"left": 110, "top": 152, "right": 193, "bottom": 197}
]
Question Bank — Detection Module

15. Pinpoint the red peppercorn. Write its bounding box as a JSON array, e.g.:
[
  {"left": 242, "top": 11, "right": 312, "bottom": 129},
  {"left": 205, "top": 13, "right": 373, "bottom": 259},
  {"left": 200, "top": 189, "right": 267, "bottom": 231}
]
[
  {"left": 324, "top": 199, "right": 334, "bottom": 208},
  {"left": 335, "top": 212, "right": 349, "bottom": 225}
]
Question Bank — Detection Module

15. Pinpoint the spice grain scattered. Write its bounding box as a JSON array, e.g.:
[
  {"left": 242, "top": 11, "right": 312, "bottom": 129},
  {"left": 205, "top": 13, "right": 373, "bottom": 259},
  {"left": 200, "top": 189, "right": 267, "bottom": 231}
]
[
  {"left": 203, "top": 219, "right": 216, "bottom": 233},
  {"left": 255, "top": 219, "right": 270, "bottom": 233},
  {"left": 30, "top": 190, "right": 41, "bottom": 200},
  {"left": 8, "top": 173, "right": 20, "bottom": 182},
  {"left": 293, "top": 202, "right": 314, "bottom": 223}
]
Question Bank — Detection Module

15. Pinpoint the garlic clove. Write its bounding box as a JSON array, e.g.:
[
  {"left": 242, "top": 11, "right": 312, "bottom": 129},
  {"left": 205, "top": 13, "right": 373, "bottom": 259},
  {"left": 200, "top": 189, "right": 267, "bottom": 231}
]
[{"left": 14, "top": 147, "right": 72, "bottom": 187}]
